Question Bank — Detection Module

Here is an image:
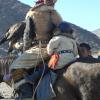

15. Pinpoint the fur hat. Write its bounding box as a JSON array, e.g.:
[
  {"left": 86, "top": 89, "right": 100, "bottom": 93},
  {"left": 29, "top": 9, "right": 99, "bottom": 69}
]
[
  {"left": 36, "top": 0, "right": 44, "bottom": 4},
  {"left": 36, "top": 0, "right": 57, "bottom": 5}
]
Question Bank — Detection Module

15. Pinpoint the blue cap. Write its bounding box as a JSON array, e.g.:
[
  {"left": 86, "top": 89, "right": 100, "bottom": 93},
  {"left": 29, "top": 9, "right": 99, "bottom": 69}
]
[{"left": 58, "top": 22, "right": 73, "bottom": 33}]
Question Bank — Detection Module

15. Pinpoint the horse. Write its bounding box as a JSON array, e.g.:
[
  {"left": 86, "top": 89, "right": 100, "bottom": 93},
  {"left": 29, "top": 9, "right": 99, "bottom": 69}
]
[
  {"left": 61, "top": 62, "right": 100, "bottom": 100},
  {"left": 0, "top": 55, "right": 100, "bottom": 100},
  {"left": 1, "top": 0, "right": 100, "bottom": 99},
  {"left": 0, "top": 56, "right": 79, "bottom": 100}
]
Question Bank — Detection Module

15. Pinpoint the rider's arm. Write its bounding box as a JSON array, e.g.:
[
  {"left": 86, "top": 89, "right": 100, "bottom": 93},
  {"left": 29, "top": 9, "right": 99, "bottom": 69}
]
[{"left": 23, "top": 16, "right": 35, "bottom": 51}]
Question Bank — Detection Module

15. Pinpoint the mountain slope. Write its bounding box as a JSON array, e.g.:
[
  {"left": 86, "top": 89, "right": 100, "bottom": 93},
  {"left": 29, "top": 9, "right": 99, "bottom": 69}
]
[
  {"left": 93, "top": 28, "right": 100, "bottom": 38},
  {"left": 0, "top": 0, "right": 30, "bottom": 34},
  {"left": 70, "top": 23, "right": 100, "bottom": 51}
]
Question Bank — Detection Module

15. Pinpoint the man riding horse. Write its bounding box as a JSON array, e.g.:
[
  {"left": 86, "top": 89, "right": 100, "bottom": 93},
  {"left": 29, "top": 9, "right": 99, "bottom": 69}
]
[
  {"left": 10, "top": 0, "right": 62, "bottom": 69},
  {"left": 6, "top": 0, "right": 62, "bottom": 99}
]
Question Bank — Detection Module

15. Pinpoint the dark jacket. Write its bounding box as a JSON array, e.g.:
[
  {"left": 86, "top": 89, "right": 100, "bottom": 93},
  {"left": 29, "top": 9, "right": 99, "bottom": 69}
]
[
  {"left": 76, "top": 56, "right": 100, "bottom": 63},
  {"left": 66, "top": 56, "right": 100, "bottom": 67}
]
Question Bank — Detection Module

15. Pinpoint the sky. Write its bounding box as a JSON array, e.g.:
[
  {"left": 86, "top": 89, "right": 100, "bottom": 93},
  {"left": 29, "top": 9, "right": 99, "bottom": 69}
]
[{"left": 18, "top": 0, "right": 100, "bottom": 31}]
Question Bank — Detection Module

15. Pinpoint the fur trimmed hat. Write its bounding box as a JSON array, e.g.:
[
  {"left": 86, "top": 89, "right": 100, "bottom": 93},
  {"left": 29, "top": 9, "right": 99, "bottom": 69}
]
[
  {"left": 36, "top": 0, "right": 44, "bottom": 4},
  {"left": 36, "top": 0, "right": 57, "bottom": 5}
]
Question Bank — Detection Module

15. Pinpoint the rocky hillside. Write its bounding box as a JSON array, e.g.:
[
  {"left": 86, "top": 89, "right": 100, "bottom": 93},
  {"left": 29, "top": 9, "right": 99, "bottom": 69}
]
[
  {"left": 93, "top": 28, "right": 100, "bottom": 38},
  {"left": 0, "top": 0, "right": 30, "bottom": 34},
  {"left": 0, "top": 0, "right": 100, "bottom": 56},
  {"left": 70, "top": 23, "right": 100, "bottom": 51}
]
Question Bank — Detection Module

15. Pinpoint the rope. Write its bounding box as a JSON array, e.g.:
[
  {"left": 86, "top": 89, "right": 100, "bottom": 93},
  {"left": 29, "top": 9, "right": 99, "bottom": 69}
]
[{"left": 32, "top": 41, "right": 46, "bottom": 100}]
